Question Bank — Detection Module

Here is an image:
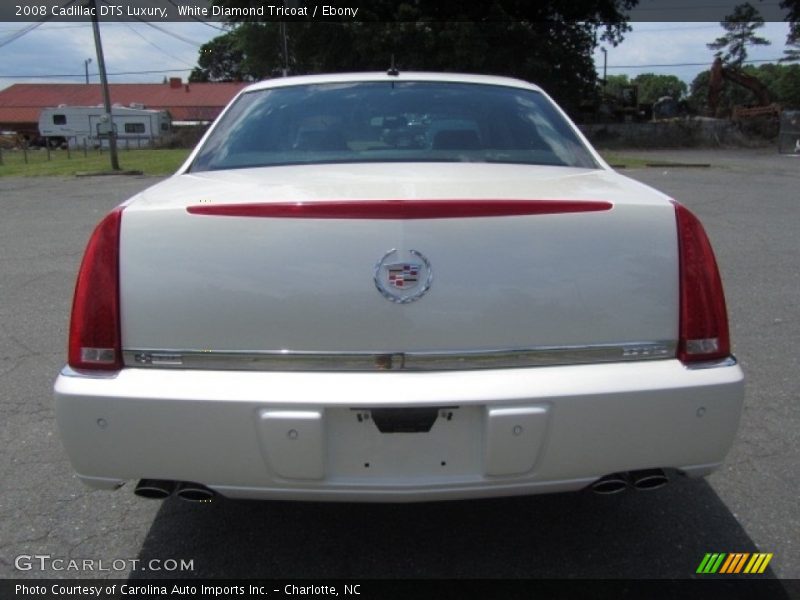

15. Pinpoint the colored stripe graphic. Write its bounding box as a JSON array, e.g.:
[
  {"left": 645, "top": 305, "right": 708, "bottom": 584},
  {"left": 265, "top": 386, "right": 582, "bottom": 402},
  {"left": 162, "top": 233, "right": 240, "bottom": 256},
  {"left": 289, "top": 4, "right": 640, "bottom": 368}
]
[
  {"left": 710, "top": 553, "right": 726, "bottom": 573},
  {"left": 698, "top": 553, "right": 773, "bottom": 575},
  {"left": 696, "top": 554, "right": 713, "bottom": 574},
  {"left": 697, "top": 553, "right": 726, "bottom": 574},
  {"left": 744, "top": 554, "right": 760, "bottom": 574},
  {"left": 744, "top": 553, "right": 774, "bottom": 574},
  {"left": 758, "top": 554, "right": 774, "bottom": 573},
  {"left": 733, "top": 553, "right": 750, "bottom": 573},
  {"left": 719, "top": 554, "right": 736, "bottom": 574},
  {"left": 720, "top": 553, "right": 749, "bottom": 574}
]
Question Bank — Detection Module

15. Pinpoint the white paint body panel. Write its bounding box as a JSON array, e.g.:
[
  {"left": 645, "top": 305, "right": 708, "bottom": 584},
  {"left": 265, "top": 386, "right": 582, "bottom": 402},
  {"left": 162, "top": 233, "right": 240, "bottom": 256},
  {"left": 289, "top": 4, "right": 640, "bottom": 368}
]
[
  {"left": 257, "top": 410, "right": 324, "bottom": 480},
  {"left": 119, "top": 164, "right": 678, "bottom": 353},
  {"left": 55, "top": 360, "right": 743, "bottom": 501},
  {"left": 484, "top": 406, "right": 549, "bottom": 476}
]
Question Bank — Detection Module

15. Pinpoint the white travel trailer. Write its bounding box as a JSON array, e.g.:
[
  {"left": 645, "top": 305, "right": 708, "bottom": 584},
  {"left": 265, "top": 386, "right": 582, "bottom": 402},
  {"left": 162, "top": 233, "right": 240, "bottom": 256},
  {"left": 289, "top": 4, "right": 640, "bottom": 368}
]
[{"left": 38, "top": 105, "right": 171, "bottom": 148}]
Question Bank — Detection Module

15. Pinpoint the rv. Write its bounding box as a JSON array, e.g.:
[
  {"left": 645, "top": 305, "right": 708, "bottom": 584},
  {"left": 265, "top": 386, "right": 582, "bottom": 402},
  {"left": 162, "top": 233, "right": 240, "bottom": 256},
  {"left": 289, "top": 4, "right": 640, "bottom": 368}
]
[{"left": 38, "top": 105, "right": 171, "bottom": 148}]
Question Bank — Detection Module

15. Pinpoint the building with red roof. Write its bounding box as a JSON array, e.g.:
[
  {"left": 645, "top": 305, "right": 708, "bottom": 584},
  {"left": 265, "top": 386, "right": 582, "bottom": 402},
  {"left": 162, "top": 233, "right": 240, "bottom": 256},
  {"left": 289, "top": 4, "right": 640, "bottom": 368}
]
[{"left": 0, "top": 78, "right": 249, "bottom": 137}]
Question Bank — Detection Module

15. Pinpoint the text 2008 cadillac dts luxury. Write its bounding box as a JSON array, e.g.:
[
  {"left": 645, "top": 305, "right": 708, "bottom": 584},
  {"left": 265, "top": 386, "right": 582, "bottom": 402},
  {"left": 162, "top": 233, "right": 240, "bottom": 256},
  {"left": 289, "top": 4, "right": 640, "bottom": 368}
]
[{"left": 54, "top": 72, "right": 744, "bottom": 502}]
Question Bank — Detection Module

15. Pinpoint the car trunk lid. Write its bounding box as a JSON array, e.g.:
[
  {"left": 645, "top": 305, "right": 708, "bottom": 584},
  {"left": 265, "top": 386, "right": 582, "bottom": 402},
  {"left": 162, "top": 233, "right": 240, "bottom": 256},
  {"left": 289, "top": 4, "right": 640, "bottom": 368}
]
[{"left": 118, "top": 163, "right": 678, "bottom": 368}]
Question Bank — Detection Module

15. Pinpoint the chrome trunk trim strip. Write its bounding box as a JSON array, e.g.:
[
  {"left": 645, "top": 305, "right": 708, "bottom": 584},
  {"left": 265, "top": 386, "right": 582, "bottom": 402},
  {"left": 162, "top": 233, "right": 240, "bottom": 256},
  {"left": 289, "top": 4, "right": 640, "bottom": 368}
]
[{"left": 123, "top": 342, "right": 677, "bottom": 372}]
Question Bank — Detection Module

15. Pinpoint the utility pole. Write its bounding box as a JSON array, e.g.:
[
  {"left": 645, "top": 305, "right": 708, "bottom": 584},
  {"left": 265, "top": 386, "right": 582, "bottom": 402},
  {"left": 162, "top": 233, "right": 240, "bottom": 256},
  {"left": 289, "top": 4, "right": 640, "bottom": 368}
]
[
  {"left": 601, "top": 47, "right": 608, "bottom": 90},
  {"left": 280, "top": 0, "right": 291, "bottom": 77},
  {"left": 84, "top": 58, "right": 92, "bottom": 84},
  {"left": 88, "top": 0, "right": 119, "bottom": 170},
  {"left": 280, "top": 21, "right": 289, "bottom": 77}
]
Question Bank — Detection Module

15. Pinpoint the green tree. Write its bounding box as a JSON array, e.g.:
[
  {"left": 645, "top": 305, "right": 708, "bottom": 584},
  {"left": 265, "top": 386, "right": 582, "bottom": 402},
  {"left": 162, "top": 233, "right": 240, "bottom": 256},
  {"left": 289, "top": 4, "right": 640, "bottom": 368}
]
[
  {"left": 782, "top": 22, "right": 800, "bottom": 62},
  {"left": 688, "top": 70, "right": 710, "bottom": 113},
  {"left": 603, "top": 74, "right": 630, "bottom": 98},
  {"left": 707, "top": 2, "right": 771, "bottom": 67},
  {"left": 189, "top": 29, "right": 256, "bottom": 82},
  {"left": 198, "top": 1, "right": 637, "bottom": 114},
  {"left": 781, "top": 0, "right": 800, "bottom": 61},
  {"left": 631, "top": 73, "right": 688, "bottom": 103},
  {"left": 753, "top": 62, "right": 800, "bottom": 106}
]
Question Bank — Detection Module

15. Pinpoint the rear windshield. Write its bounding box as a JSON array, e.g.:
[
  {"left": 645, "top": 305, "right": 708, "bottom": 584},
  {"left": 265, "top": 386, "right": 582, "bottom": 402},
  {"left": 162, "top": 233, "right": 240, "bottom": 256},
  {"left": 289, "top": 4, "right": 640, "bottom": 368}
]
[{"left": 189, "top": 81, "right": 599, "bottom": 172}]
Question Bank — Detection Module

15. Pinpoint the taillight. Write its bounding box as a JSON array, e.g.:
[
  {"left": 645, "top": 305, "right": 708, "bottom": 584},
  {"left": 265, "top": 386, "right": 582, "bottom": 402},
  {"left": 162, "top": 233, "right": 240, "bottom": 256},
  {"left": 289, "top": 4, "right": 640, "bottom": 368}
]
[
  {"left": 674, "top": 201, "right": 730, "bottom": 363},
  {"left": 68, "top": 207, "right": 124, "bottom": 371}
]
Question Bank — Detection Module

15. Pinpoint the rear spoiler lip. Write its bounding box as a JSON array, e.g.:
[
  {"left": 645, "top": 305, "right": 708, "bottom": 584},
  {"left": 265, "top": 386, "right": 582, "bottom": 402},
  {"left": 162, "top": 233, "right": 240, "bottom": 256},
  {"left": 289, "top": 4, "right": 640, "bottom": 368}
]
[{"left": 186, "top": 199, "right": 613, "bottom": 220}]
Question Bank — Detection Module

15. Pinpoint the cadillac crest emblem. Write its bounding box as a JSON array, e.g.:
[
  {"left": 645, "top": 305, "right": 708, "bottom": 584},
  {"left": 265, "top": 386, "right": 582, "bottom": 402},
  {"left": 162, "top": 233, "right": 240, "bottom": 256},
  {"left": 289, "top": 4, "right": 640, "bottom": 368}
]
[{"left": 374, "top": 249, "right": 432, "bottom": 303}]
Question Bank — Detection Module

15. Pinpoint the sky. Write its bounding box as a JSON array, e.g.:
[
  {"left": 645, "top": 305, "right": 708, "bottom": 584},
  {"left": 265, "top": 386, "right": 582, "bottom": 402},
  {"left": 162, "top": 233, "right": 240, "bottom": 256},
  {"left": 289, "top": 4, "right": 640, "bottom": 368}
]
[
  {"left": 0, "top": 20, "right": 794, "bottom": 93},
  {"left": 0, "top": 21, "right": 221, "bottom": 90},
  {"left": 591, "top": 21, "right": 792, "bottom": 85}
]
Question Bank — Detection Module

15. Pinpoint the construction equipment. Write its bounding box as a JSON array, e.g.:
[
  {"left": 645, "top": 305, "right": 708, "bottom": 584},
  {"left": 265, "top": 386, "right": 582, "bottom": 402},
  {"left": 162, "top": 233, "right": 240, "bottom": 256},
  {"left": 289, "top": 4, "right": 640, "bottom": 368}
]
[
  {"left": 579, "top": 84, "right": 651, "bottom": 123},
  {"left": 708, "top": 57, "right": 781, "bottom": 121}
]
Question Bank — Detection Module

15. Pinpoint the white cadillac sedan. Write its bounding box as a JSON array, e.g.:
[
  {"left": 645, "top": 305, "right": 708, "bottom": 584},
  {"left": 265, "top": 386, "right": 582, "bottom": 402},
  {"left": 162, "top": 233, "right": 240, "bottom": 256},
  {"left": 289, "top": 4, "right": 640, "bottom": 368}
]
[{"left": 54, "top": 72, "right": 744, "bottom": 503}]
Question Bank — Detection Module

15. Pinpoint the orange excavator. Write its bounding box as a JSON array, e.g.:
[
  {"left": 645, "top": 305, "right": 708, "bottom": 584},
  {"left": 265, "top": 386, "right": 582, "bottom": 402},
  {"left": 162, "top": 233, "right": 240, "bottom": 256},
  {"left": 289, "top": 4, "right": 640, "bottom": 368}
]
[{"left": 708, "top": 57, "right": 781, "bottom": 121}]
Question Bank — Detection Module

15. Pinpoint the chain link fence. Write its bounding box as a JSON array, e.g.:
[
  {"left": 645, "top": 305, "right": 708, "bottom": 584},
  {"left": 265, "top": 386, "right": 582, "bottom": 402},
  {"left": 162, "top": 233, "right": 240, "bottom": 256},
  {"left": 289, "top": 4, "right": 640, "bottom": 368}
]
[{"left": 778, "top": 110, "right": 800, "bottom": 154}]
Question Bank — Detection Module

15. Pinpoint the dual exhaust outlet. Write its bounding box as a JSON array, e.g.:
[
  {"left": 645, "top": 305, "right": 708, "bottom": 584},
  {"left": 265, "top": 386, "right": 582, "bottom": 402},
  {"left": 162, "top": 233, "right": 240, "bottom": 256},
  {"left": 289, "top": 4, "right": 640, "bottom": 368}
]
[
  {"left": 590, "top": 468, "right": 669, "bottom": 494},
  {"left": 134, "top": 479, "right": 215, "bottom": 502}
]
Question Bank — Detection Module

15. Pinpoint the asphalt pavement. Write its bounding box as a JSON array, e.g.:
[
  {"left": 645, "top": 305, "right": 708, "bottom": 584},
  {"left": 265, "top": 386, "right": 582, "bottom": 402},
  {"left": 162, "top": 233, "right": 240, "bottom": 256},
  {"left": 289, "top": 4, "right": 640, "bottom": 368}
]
[{"left": 0, "top": 149, "right": 797, "bottom": 583}]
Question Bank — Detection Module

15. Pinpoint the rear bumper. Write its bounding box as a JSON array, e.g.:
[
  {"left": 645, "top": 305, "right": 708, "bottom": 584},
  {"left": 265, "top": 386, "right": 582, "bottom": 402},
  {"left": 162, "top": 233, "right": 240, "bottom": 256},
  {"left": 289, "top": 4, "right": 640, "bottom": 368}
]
[{"left": 54, "top": 359, "right": 744, "bottom": 502}]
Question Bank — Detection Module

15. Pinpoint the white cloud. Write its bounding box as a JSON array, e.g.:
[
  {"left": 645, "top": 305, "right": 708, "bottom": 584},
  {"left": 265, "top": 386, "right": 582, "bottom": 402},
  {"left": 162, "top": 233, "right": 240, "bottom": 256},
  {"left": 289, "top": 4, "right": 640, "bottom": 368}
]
[
  {"left": 1, "top": 20, "right": 794, "bottom": 93},
  {"left": 0, "top": 22, "right": 218, "bottom": 90}
]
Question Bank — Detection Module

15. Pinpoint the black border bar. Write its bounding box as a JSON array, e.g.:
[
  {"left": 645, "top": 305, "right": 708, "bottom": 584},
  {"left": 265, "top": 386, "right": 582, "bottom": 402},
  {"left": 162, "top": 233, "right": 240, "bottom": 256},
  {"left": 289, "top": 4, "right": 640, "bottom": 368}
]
[
  {"left": 2, "top": 579, "right": 799, "bottom": 600},
  {"left": 0, "top": 0, "right": 795, "bottom": 23}
]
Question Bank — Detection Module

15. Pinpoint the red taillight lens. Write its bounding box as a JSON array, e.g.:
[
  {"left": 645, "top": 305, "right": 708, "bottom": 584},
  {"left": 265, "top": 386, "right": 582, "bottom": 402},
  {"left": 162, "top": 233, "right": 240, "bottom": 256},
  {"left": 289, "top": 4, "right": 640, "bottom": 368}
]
[
  {"left": 68, "top": 207, "right": 123, "bottom": 371},
  {"left": 674, "top": 201, "right": 731, "bottom": 363}
]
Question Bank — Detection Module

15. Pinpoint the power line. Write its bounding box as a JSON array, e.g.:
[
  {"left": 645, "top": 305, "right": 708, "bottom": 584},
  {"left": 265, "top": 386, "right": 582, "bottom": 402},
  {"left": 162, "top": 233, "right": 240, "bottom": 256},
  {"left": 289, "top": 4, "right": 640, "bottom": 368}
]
[
  {"left": 0, "top": 68, "right": 193, "bottom": 79},
  {"left": 98, "top": 0, "right": 203, "bottom": 46},
  {"left": 603, "top": 57, "right": 786, "bottom": 69},
  {"left": 166, "top": 0, "right": 228, "bottom": 32},
  {"left": 3, "top": 58, "right": 787, "bottom": 80},
  {"left": 631, "top": 2, "right": 783, "bottom": 10},
  {"left": 0, "top": 23, "right": 147, "bottom": 32},
  {"left": 0, "top": 0, "right": 79, "bottom": 49},
  {"left": 122, "top": 22, "right": 197, "bottom": 67},
  {"left": 138, "top": 20, "right": 205, "bottom": 46},
  {"left": 0, "top": 21, "right": 46, "bottom": 48},
  {"left": 0, "top": 0, "right": 79, "bottom": 48},
  {"left": 0, "top": 23, "right": 88, "bottom": 32},
  {"left": 625, "top": 24, "right": 721, "bottom": 33}
]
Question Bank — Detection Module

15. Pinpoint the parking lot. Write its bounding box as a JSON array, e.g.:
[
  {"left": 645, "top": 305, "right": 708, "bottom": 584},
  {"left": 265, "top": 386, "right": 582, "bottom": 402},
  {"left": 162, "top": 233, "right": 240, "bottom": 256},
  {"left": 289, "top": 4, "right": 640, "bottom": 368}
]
[{"left": 0, "top": 149, "right": 798, "bottom": 582}]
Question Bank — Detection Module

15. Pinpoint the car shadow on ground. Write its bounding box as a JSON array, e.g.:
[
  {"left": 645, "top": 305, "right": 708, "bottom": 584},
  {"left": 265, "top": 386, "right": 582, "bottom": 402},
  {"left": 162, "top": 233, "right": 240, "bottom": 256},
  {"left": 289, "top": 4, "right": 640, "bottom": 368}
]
[{"left": 129, "top": 476, "right": 787, "bottom": 586}]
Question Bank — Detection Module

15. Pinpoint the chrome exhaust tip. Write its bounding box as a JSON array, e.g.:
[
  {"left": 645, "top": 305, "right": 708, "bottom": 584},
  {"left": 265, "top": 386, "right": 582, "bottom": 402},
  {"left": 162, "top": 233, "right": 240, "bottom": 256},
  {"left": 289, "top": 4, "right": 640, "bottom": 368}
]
[
  {"left": 175, "top": 482, "right": 215, "bottom": 503},
  {"left": 630, "top": 468, "right": 669, "bottom": 491},
  {"left": 590, "top": 473, "right": 629, "bottom": 494},
  {"left": 134, "top": 479, "right": 176, "bottom": 499}
]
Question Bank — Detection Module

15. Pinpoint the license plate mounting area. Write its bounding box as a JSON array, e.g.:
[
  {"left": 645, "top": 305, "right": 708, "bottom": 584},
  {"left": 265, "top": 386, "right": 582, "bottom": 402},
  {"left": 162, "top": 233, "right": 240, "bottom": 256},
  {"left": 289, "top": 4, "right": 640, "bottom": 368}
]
[{"left": 359, "top": 406, "right": 456, "bottom": 433}]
